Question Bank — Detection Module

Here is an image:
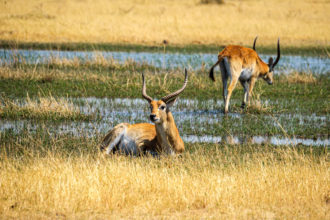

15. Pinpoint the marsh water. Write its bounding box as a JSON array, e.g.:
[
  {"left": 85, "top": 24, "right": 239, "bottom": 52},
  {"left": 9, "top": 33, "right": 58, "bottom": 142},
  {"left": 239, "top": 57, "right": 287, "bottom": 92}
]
[
  {"left": 1, "top": 98, "right": 328, "bottom": 147},
  {"left": 1, "top": 49, "right": 329, "bottom": 74},
  {"left": 1, "top": 49, "right": 329, "bottom": 147}
]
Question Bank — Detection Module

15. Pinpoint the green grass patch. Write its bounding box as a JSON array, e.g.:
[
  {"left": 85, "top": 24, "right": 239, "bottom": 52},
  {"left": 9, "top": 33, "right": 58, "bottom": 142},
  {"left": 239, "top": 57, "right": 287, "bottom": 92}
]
[
  {"left": 0, "top": 64, "right": 328, "bottom": 114},
  {"left": 0, "top": 64, "right": 328, "bottom": 139},
  {"left": 179, "top": 113, "right": 329, "bottom": 139}
]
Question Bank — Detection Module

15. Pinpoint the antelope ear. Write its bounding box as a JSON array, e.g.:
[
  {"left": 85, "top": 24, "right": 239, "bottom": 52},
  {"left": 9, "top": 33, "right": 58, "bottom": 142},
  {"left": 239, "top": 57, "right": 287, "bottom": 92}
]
[
  {"left": 268, "top": 57, "right": 274, "bottom": 67},
  {"left": 165, "top": 98, "right": 177, "bottom": 109}
]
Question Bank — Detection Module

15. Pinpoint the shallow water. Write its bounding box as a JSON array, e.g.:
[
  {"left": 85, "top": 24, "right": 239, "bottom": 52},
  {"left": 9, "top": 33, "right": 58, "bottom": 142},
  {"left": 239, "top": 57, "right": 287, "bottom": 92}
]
[
  {"left": 74, "top": 97, "right": 328, "bottom": 124},
  {"left": 1, "top": 97, "right": 329, "bottom": 147},
  {"left": 183, "top": 135, "right": 328, "bottom": 146},
  {"left": 1, "top": 120, "right": 328, "bottom": 147},
  {"left": 1, "top": 49, "right": 329, "bottom": 74},
  {"left": 8, "top": 97, "right": 329, "bottom": 128}
]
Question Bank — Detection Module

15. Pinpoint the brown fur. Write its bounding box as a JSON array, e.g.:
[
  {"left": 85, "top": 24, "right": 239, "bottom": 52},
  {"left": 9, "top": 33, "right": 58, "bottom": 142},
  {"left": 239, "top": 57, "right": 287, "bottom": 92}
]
[
  {"left": 151, "top": 100, "right": 185, "bottom": 154},
  {"left": 209, "top": 44, "right": 276, "bottom": 113},
  {"left": 100, "top": 73, "right": 187, "bottom": 156},
  {"left": 210, "top": 46, "right": 270, "bottom": 81}
]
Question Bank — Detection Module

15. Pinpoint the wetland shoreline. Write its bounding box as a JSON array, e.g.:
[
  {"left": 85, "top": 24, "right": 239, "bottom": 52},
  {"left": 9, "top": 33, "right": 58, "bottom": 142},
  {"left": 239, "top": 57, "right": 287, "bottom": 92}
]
[{"left": 1, "top": 40, "right": 329, "bottom": 57}]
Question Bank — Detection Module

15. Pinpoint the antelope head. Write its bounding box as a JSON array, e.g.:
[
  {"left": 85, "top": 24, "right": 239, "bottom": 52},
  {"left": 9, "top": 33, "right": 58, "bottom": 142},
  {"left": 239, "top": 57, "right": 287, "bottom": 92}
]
[
  {"left": 255, "top": 38, "right": 281, "bottom": 85},
  {"left": 142, "top": 69, "right": 188, "bottom": 124}
]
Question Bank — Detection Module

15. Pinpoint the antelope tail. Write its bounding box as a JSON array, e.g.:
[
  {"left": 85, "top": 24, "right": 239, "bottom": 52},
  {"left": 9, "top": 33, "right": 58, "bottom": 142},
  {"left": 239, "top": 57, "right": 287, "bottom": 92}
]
[{"left": 209, "top": 59, "right": 222, "bottom": 82}]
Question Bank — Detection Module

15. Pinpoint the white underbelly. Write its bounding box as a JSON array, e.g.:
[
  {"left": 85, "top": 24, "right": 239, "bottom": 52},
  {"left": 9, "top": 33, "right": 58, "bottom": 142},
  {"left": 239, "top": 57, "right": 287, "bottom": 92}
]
[
  {"left": 118, "top": 136, "right": 138, "bottom": 155},
  {"left": 239, "top": 68, "right": 253, "bottom": 81}
]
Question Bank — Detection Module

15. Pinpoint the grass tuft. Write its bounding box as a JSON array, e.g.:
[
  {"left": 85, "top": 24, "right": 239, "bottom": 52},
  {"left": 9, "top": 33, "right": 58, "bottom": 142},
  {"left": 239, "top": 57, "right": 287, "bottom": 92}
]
[
  {"left": 247, "top": 94, "right": 273, "bottom": 114},
  {"left": 284, "top": 71, "right": 317, "bottom": 84},
  {"left": 0, "top": 94, "right": 91, "bottom": 121}
]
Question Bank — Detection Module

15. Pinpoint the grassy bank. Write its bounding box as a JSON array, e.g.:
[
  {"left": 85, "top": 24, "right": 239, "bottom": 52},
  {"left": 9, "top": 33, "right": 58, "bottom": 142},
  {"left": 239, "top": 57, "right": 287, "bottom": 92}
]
[
  {"left": 0, "top": 64, "right": 328, "bottom": 114},
  {"left": 1, "top": 40, "right": 329, "bottom": 56},
  {"left": 0, "top": 63, "right": 328, "bottom": 139},
  {"left": 0, "top": 132, "right": 328, "bottom": 219},
  {"left": 1, "top": 0, "right": 329, "bottom": 51}
]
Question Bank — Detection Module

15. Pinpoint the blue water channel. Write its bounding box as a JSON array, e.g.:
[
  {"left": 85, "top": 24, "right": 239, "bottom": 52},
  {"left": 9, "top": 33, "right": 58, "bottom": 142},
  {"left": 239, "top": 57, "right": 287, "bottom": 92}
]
[{"left": 1, "top": 49, "right": 329, "bottom": 74}]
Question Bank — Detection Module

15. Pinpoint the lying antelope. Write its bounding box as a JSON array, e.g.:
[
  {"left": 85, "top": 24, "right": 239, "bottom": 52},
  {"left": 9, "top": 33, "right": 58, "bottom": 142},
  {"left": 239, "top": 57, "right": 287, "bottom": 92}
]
[
  {"left": 209, "top": 38, "right": 280, "bottom": 113},
  {"left": 100, "top": 69, "right": 188, "bottom": 156}
]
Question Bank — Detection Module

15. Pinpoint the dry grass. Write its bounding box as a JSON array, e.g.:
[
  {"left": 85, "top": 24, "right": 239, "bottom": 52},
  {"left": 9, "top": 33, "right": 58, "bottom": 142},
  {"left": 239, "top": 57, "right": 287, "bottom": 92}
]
[
  {"left": 0, "top": 94, "right": 86, "bottom": 120},
  {"left": 247, "top": 94, "right": 273, "bottom": 114},
  {"left": 0, "top": 63, "right": 204, "bottom": 91},
  {"left": 283, "top": 71, "right": 317, "bottom": 84},
  {"left": 0, "top": 0, "right": 329, "bottom": 47},
  {"left": 0, "top": 64, "right": 113, "bottom": 83},
  {"left": 0, "top": 56, "right": 322, "bottom": 86},
  {"left": 0, "top": 56, "right": 155, "bottom": 83},
  {"left": 0, "top": 142, "right": 328, "bottom": 219}
]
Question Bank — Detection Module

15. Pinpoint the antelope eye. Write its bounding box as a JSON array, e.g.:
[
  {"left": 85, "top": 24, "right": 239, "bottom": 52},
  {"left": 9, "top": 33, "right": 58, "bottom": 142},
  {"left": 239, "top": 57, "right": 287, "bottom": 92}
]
[{"left": 159, "top": 105, "right": 166, "bottom": 110}]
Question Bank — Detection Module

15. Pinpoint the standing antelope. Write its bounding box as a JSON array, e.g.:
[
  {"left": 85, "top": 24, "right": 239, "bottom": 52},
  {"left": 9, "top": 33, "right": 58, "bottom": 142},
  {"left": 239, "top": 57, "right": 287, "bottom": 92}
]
[
  {"left": 100, "top": 69, "right": 188, "bottom": 156},
  {"left": 209, "top": 38, "right": 280, "bottom": 114}
]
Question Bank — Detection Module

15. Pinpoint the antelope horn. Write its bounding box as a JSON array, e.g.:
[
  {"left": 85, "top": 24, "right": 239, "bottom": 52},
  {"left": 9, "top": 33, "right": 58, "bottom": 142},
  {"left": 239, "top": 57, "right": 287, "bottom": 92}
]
[
  {"left": 252, "top": 36, "right": 258, "bottom": 51},
  {"left": 271, "top": 38, "right": 281, "bottom": 69},
  {"left": 141, "top": 73, "right": 153, "bottom": 102},
  {"left": 161, "top": 68, "right": 188, "bottom": 103}
]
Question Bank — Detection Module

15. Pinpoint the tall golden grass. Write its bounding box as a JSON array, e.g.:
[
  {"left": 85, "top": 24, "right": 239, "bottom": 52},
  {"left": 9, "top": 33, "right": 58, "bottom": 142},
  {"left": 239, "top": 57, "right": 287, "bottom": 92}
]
[
  {"left": 0, "top": 141, "right": 328, "bottom": 219},
  {"left": 0, "top": 0, "right": 329, "bottom": 47}
]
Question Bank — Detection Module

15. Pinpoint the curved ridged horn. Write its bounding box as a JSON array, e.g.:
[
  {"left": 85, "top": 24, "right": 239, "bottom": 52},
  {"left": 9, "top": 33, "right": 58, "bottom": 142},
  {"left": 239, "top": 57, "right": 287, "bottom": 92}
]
[
  {"left": 252, "top": 36, "right": 258, "bottom": 51},
  {"left": 142, "top": 73, "right": 153, "bottom": 102},
  {"left": 271, "top": 38, "right": 281, "bottom": 69},
  {"left": 161, "top": 68, "right": 188, "bottom": 103}
]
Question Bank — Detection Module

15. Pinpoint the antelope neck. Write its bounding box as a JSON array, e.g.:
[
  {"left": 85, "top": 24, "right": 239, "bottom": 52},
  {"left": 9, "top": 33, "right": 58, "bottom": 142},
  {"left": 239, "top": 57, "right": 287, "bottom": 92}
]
[{"left": 155, "top": 111, "right": 180, "bottom": 152}]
